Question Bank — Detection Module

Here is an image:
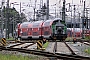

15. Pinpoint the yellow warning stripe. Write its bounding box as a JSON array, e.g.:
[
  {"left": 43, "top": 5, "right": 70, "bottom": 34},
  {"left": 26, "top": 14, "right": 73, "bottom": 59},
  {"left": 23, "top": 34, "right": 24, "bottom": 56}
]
[
  {"left": 2, "top": 39, "right": 6, "bottom": 43},
  {"left": 2, "top": 38, "right": 6, "bottom": 41},
  {"left": 1, "top": 41, "right": 5, "bottom": 45},
  {"left": 37, "top": 44, "right": 41, "bottom": 49},
  {"left": 37, "top": 41, "right": 42, "bottom": 47},
  {"left": 2, "top": 38, "right": 6, "bottom": 40}
]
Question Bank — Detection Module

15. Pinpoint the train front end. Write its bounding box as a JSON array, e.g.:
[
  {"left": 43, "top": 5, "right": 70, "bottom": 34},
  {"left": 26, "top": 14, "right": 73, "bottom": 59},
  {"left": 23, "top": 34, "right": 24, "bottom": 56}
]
[{"left": 53, "top": 22, "right": 67, "bottom": 40}]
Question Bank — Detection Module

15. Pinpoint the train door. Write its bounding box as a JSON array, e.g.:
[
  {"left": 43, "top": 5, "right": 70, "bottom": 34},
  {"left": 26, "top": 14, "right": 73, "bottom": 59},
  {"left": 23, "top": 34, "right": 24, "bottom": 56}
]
[{"left": 28, "top": 23, "right": 32, "bottom": 39}]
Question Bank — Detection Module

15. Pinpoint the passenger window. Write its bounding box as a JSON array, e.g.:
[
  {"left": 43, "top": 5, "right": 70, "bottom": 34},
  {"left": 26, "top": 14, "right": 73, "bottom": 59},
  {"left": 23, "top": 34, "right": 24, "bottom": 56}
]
[{"left": 29, "top": 28, "right": 32, "bottom": 31}]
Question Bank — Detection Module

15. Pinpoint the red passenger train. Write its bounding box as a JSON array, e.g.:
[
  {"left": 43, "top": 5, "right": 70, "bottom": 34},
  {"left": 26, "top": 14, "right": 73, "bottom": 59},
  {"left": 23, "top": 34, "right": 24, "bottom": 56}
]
[{"left": 15, "top": 18, "right": 67, "bottom": 40}]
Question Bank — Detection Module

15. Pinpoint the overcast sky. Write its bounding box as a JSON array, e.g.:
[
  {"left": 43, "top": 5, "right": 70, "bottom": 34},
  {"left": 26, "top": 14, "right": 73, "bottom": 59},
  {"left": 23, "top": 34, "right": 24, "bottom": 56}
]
[
  {"left": 0, "top": 0, "right": 90, "bottom": 12},
  {"left": 0, "top": 0, "right": 90, "bottom": 20}
]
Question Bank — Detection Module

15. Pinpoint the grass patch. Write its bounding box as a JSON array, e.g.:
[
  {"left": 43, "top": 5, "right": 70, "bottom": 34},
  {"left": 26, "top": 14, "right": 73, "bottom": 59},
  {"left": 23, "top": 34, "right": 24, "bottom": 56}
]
[
  {"left": 65, "top": 37, "right": 73, "bottom": 41},
  {"left": 6, "top": 37, "right": 14, "bottom": 40},
  {"left": 84, "top": 48, "right": 90, "bottom": 54},
  {"left": 0, "top": 54, "right": 30, "bottom": 60},
  {"left": 43, "top": 41, "right": 49, "bottom": 48},
  {"left": 0, "top": 53, "right": 41, "bottom": 60},
  {"left": 85, "top": 36, "right": 90, "bottom": 40}
]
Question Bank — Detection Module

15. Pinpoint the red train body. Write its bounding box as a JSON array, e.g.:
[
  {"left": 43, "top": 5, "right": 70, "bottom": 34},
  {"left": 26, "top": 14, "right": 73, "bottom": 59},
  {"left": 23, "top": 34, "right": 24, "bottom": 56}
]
[
  {"left": 19, "top": 22, "right": 31, "bottom": 39},
  {"left": 42, "top": 19, "right": 56, "bottom": 39},
  {"left": 31, "top": 20, "right": 44, "bottom": 39},
  {"left": 15, "top": 18, "right": 67, "bottom": 40}
]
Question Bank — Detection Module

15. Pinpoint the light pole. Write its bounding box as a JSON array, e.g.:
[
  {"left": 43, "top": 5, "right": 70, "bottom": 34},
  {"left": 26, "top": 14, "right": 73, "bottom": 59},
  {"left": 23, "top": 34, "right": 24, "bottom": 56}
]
[
  {"left": 82, "top": 0, "right": 85, "bottom": 39},
  {"left": 6, "top": 0, "right": 10, "bottom": 39},
  {"left": 1, "top": 0, "right": 5, "bottom": 37},
  {"left": 46, "top": 0, "right": 49, "bottom": 20}
]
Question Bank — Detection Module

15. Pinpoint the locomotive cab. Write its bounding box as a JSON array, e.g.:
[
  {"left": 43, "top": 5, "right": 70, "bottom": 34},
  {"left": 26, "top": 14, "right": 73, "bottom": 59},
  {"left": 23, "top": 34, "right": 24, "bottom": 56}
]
[{"left": 54, "top": 22, "right": 67, "bottom": 40}]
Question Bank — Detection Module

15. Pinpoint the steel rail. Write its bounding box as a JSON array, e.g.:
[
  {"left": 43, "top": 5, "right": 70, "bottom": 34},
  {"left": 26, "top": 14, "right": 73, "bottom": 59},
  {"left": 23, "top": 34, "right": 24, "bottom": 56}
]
[
  {"left": 0, "top": 46, "right": 90, "bottom": 60},
  {"left": 64, "top": 41, "right": 76, "bottom": 55},
  {"left": 23, "top": 42, "right": 36, "bottom": 48},
  {"left": 53, "top": 41, "right": 57, "bottom": 54}
]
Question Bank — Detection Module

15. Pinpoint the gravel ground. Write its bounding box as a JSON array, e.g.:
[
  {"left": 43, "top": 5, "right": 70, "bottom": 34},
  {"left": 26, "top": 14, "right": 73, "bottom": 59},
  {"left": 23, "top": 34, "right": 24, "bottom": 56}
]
[
  {"left": 0, "top": 50, "right": 49, "bottom": 60},
  {"left": 67, "top": 42, "right": 90, "bottom": 57},
  {"left": 1, "top": 41, "right": 90, "bottom": 60},
  {"left": 44, "top": 42, "right": 55, "bottom": 52}
]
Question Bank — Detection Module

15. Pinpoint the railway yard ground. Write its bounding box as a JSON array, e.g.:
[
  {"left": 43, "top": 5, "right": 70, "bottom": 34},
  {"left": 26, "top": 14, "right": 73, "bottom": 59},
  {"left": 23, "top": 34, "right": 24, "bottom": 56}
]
[{"left": 0, "top": 37, "right": 90, "bottom": 60}]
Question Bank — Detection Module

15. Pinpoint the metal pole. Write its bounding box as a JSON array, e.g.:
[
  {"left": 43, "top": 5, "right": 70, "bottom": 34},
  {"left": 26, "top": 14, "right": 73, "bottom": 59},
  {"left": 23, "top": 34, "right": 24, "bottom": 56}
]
[
  {"left": 70, "top": 3, "right": 73, "bottom": 37},
  {"left": 1, "top": 0, "right": 5, "bottom": 37},
  {"left": 6, "top": 0, "right": 9, "bottom": 39},
  {"left": 73, "top": 5, "right": 76, "bottom": 37},
  {"left": 71, "top": 0, "right": 73, "bottom": 38},
  {"left": 46, "top": 0, "right": 49, "bottom": 20},
  {"left": 13, "top": 4, "right": 14, "bottom": 38},
  {"left": 20, "top": 2, "right": 21, "bottom": 17},
  {"left": 63, "top": 0, "right": 65, "bottom": 22},
  {"left": 55, "top": 7, "right": 56, "bottom": 18},
  {"left": 62, "top": 0, "right": 66, "bottom": 34},
  {"left": 33, "top": 8, "right": 35, "bottom": 21},
  {"left": 82, "top": 1, "right": 85, "bottom": 39},
  {"left": 85, "top": 8, "right": 88, "bottom": 36},
  {"left": 86, "top": 9, "right": 88, "bottom": 29},
  {"left": 33, "top": 0, "right": 37, "bottom": 21},
  {"left": 62, "top": 0, "right": 65, "bottom": 22}
]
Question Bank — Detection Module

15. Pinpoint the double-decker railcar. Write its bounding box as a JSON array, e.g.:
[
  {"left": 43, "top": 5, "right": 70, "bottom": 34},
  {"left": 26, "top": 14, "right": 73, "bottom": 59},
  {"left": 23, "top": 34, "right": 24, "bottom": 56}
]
[
  {"left": 19, "top": 22, "right": 31, "bottom": 39},
  {"left": 31, "top": 20, "right": 44, "bottom": 39},
  {"left": 15, "top": 18, "right": 67, "bottom": 40}
]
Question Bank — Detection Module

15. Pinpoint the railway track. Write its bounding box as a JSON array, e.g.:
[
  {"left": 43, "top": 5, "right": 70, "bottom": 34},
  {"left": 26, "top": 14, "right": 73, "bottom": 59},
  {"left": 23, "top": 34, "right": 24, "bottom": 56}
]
[
  {"left": 53, "top": 41, "right": 77, "bottom": 55},
  {"left": 0, "top": 45, "right": 90, "bottom": 60},
  {"left": 0, "top": 39, "right": 90, "bottom": 60},
  {"left": 83, "top": 42, "right": 90, "bottom": 46}
]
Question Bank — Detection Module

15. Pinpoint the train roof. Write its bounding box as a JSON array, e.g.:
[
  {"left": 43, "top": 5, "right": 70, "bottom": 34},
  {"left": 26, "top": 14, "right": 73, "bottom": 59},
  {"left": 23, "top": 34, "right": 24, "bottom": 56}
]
[
  {"left": 43, "top": 18, "right": 62, "bottom": 26},
  {"left": 21, "top": 22, "right": 31, "bottom": 24},
  {"left": 32, "top": 20, "right": 44, "bottom": 27},
  {"left": 20, "top": 22, "right": 32, "bottom": 28},
  {"left": 45, "top": 18, "right": 62, "bottom": 22}
]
